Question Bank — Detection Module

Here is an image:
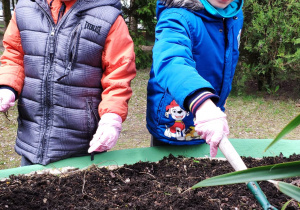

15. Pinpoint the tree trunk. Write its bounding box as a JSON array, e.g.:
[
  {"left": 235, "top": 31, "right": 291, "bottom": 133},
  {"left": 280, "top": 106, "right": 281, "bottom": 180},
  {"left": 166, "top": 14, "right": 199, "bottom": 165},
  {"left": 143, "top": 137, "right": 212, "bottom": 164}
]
[
  {"left": 129, "top": 0, "right": 138, "bottom": 34},
  {"left": 2, "top": 0, "right": 12, "bottom": 29},
  {"left": 129, "top": 16, "right": 138, "bottom": 34}
]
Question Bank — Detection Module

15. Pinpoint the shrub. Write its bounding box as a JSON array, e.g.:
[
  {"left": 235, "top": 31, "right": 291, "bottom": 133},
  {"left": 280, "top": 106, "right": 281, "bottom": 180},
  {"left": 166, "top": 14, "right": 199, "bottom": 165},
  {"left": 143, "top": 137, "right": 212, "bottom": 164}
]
[
  {"left": 236, "top": 0, "right": 300, "bottom": 93},
  {"left": 132, "top": 34, "right": 153, "bottom": 69}
]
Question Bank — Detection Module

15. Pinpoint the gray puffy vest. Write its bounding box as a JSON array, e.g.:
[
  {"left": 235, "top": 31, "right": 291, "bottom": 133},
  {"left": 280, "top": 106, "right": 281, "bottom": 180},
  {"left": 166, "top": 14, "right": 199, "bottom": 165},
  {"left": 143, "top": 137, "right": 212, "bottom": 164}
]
[{"left": 14, "top": 0, "right": 122, "bottom": 165}]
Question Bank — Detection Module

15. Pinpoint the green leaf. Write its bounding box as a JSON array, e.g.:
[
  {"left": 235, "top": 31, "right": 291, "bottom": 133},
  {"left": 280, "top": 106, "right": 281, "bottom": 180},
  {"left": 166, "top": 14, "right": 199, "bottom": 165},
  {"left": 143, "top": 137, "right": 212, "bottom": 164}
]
[
  {"left": 277, "top": 181, "right": 300, "bottom": 202},
  {"left": 281, "top": 200, "right": 293, "bottom": 210},
  {"left": 264, "top": 114, "right": 300, "bottom": 152},
  {"left": 192, "top": 161, "right": 300, "bottom": 189},
  {"left": 295, "top": 38, "right": 300, "bottom": 44}
]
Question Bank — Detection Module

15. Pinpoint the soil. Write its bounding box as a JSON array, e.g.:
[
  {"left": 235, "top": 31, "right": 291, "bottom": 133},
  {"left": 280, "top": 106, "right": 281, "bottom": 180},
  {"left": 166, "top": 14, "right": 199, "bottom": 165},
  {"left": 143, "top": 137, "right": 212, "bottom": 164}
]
[{"left": 0, "top": 154, "right": 299, "bottom": 210}]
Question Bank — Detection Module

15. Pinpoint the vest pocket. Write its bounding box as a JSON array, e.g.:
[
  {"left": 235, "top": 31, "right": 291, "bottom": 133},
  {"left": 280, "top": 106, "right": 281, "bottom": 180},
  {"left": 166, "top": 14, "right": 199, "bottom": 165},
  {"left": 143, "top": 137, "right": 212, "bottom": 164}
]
[
  {"left": 86, "top": 99, "right": 99, "bottom": 138},
  {"left": 58, "top": 24, "right": 82, "bottom": 81}
]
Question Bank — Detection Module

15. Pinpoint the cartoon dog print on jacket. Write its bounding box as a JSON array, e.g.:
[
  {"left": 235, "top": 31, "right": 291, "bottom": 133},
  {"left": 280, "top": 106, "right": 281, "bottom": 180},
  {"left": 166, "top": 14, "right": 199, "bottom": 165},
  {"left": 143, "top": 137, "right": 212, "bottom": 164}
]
[
  {"left": 184, "top": 126, "right": 202, "bottom": 140},
  {"left": 164, "top": 100, "right": 202, "bottom": 141},
  {"left": 164, "top": 100, "right": 188, "bottom": 140}
]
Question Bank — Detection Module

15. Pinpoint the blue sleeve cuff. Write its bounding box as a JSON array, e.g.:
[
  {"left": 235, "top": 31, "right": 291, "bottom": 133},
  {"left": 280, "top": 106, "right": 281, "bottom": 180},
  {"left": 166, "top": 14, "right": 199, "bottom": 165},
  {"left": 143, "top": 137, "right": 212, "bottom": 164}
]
[{"left": 185, "top": 89, "right": 219, "bottom": 116}]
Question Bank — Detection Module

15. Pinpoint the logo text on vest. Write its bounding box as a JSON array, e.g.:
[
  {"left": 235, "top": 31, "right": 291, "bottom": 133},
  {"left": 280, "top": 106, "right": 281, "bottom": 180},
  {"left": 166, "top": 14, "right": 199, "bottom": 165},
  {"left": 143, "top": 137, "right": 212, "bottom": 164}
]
[{"left": 84, "top": 21, "right": 101, "bottom": 35}]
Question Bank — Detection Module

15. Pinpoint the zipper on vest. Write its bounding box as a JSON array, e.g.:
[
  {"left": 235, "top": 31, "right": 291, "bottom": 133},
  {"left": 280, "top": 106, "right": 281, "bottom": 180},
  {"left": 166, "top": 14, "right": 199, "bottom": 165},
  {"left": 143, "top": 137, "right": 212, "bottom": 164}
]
[
  {"left": 35, "top": 4, "right": 54, "bottom": 163},
  {"left": 40, "top": 27, "right": 55, "bottom": 163},
  {"left": 36, "top": 1, "right": 79, "bottom": 163}
]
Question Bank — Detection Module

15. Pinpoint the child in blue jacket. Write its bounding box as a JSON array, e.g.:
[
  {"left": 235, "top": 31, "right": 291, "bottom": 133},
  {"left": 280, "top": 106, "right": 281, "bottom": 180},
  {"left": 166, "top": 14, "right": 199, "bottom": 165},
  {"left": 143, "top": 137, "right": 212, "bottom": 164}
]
[{"left": 146, "top": 0, "right": 244, "bottom": 157}]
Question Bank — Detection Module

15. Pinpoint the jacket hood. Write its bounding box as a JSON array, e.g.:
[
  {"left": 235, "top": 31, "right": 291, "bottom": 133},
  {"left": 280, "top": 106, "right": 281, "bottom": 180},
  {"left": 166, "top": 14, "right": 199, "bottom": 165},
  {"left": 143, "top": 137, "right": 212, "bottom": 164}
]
[
  {"left": 159, "top": 0, "right": 204, "bottom": 10},
  {"left": 158, "top": 0, "right": 243, "bottom": 18}
]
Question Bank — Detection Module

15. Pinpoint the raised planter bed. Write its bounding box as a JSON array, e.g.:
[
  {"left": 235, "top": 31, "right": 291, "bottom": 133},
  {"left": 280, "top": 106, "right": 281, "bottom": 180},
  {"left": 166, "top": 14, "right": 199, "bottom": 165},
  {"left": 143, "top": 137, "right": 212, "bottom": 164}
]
[{"left": 0, "top": 139, "right": 299, "bottom": 209}]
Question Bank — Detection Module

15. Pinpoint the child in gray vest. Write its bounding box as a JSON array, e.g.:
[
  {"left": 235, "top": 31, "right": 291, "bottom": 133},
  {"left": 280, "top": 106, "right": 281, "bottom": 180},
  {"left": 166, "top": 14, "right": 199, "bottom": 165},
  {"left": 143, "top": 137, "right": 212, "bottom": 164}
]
[{"left": 0, "top": 0, "right": 136, "bottom": 165}]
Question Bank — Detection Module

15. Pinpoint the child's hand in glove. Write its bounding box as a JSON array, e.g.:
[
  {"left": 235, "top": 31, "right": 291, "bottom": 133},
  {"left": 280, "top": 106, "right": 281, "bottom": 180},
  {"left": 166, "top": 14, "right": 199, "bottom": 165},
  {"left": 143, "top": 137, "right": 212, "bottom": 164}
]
[
  {"left": 0, "top": 89, "right": 15, "bottom": 112},
  {"left": 194, "top": 99, "right": 229, "bottom": 157},
  {"left": 88, "top": 113, "right": 122, "bottom": 153}
]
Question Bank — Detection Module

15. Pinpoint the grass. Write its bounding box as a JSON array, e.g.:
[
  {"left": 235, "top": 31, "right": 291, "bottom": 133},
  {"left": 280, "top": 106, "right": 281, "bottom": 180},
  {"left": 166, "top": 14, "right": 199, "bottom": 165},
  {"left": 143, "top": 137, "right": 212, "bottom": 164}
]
[
  {"left": 0, "top": 68, "right": 299, "bottom": 170},
  {"left": 226, "top": 96, "right": 299, "bottom": 139},
  {"left": 0, "top": 111, "right": 19, "bottom": 169}
]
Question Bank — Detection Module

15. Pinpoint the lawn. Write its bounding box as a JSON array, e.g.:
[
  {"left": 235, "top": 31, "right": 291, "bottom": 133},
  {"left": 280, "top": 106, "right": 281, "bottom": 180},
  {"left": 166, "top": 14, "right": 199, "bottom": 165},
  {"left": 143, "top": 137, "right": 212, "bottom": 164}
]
[{"left": 0, "top": 68, "right": 299, "bottom": 170}]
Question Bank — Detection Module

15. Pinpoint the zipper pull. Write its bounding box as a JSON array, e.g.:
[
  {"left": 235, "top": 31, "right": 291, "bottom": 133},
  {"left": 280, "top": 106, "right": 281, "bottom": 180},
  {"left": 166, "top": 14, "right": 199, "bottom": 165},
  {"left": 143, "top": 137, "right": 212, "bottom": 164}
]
[
  {"left": 57, "top": 62, "right": 72, "bottom": 81},
  {"left": 66, "top": 62, "right": 72, "bottom": 74},
  {"left": 49, "top": 28, "right": 55, "bottom": 61}
]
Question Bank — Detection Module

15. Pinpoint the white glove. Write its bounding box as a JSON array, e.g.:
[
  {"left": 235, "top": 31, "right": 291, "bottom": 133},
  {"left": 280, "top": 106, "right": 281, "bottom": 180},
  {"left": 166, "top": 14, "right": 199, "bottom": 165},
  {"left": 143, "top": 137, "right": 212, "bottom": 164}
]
[
  {"left": 88, "top": 113, "right": 122, "bottom": 153},
  {"left": 0, "top": 89, "right": 15, "bottom": 112},
  {"left": 194, "top": 99, "right": 229, "bottom": 157}
]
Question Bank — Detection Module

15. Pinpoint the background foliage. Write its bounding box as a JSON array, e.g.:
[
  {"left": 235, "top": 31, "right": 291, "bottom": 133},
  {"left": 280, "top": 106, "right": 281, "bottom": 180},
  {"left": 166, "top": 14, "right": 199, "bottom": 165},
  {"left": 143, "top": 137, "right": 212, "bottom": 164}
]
[
  {"left": 236, "top": 0, "right": 300, "bottom": 94},
  {"left": 121, "top": 0, "right": 156, "bottom": 69}
]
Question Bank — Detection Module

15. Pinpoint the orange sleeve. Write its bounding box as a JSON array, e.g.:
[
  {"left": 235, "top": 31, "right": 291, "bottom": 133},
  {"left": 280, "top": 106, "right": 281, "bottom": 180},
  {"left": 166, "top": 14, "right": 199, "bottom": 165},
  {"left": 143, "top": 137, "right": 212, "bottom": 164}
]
[
  {"left": 0, "top": 12, "right": 25, "bottom": 96},
  {"left": 99, "top": 15, "right": 136, "bottom": 122}
]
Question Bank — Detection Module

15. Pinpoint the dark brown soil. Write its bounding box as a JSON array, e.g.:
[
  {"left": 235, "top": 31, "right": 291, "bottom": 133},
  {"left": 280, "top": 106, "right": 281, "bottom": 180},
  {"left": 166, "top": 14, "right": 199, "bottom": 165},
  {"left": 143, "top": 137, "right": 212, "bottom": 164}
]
[{"left": 0, "top": 154, "right": 299, "bottom": 210}]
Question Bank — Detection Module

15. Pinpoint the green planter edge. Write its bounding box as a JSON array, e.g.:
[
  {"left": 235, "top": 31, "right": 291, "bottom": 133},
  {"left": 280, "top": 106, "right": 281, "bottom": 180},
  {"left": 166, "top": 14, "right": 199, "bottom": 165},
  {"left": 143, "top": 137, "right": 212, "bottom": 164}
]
[{"left": 1, "top": 139, "right": 299, "bottom": 179}]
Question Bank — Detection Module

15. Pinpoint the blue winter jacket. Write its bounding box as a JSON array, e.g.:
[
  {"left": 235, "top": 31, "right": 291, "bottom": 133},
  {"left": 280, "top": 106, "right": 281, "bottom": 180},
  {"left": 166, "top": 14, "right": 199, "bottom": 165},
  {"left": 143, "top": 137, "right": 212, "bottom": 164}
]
[{"left": 146, "top": 0, "right": 244, "bottom": 145}]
